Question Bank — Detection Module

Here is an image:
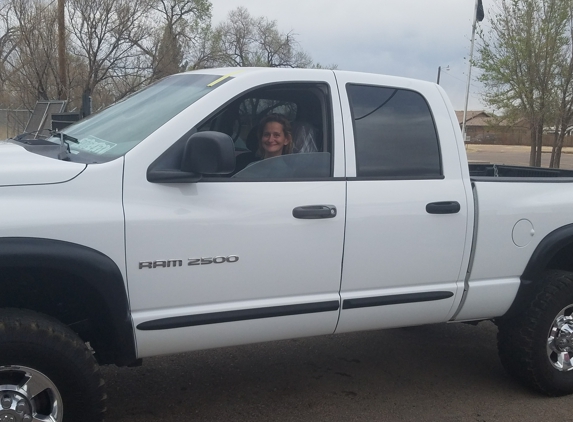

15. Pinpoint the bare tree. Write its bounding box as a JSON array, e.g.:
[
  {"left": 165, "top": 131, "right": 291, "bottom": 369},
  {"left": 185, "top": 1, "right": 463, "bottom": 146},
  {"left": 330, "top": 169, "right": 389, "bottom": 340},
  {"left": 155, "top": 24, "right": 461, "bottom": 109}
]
[
  {"left": 0, "top": 0, "right": 322, "bottom": 113},
  {"left": 130, "top": 0, "right": 211, "bottom": 81},
  {"left": 153, "top": 0, "right": 210, "bottom": 78},
  {"left": 2, "top": 0, "right": 61, "bottom": 108},
  {"left": 185, "top": 23, "right": 221, "bottom": 69},
  {"left": 0, "top": 0, "right": 16, "bottom": 85},
  {"left": 213, "top": 7, "right": 313, "bottom": 68},
  {"left": 67, "top": 0, "right": 151, "bottom": 104}
]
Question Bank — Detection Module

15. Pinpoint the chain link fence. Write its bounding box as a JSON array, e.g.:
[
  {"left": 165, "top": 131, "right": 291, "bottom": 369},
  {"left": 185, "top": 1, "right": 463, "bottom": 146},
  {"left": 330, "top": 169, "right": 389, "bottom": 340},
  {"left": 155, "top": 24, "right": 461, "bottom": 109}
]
[{"left": 0, "top": 109, "right": 32, "bottom": 140}]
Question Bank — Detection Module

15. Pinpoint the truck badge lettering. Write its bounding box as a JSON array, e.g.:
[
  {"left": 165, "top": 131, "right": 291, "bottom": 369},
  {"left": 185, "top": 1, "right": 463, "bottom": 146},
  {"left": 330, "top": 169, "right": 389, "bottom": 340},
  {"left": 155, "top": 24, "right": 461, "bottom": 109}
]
[
  {"left": 188, "top": 256, "right": 239, "bottom": 266},
  {"left": 168, "top": 259, "right": 183, "bottom": 267},
  {"left": 139, "top": 256, "right": 238, "bottom": 269},
  {"left": 139, "top": 259, "right": 183, "bottom": 269}
]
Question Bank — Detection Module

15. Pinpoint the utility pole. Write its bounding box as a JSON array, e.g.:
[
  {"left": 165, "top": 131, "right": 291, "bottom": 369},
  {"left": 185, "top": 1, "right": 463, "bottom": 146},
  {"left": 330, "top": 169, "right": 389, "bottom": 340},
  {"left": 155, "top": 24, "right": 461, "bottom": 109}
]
[
  {"left": 437, "top": 65, "right": 449, "bottom": 85},
  {"left": 57, "top": 0, "right": 66, "bottom": 99},
  {"left": 462, "top": 0, "right": 483, "bottom": 142}
]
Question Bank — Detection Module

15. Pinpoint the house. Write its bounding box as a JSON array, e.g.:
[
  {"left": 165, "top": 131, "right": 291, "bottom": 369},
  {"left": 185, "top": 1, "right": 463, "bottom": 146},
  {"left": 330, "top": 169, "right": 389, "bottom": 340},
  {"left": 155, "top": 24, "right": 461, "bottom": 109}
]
[{"left": 455, "top": 110, "right": 530, "bottom": 145}]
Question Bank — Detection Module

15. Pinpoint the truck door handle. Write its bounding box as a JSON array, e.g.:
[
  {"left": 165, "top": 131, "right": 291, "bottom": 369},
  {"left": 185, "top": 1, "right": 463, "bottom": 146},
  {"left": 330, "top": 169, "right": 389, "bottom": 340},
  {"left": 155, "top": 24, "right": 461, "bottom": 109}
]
[
  {"left": 293, "top": 205, "right": 337, "bottom": 219},
  {"left": 426, "top": 201, "right": 461, "bottom": 214}
]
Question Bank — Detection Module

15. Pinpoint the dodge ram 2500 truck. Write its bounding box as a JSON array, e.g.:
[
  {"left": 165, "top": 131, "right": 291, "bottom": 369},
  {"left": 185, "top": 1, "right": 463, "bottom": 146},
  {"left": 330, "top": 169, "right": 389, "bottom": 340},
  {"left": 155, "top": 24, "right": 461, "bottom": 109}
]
[{"left": 2, "top": 67, "right": 573, "bottom": 421}]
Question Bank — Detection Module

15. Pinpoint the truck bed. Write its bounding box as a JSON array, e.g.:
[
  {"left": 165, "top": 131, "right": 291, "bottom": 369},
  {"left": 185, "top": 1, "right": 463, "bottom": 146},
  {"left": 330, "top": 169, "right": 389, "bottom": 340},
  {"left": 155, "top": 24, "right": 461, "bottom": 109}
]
[{"left": 469, "top": 163, "right": 573, "bottom": 179}]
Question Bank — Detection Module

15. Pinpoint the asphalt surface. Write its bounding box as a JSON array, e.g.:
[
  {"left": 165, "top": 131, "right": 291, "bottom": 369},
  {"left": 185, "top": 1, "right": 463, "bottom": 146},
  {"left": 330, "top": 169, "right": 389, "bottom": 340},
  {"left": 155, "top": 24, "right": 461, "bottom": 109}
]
[
  {"left": 101, "top": 322, "right": 572, "bottom": 421},
  {"left": 100, "top": 145, "right": 573, "bottom": 421},
  {"left": 466, "top": 144, "right": 573, "bottom": 169}
]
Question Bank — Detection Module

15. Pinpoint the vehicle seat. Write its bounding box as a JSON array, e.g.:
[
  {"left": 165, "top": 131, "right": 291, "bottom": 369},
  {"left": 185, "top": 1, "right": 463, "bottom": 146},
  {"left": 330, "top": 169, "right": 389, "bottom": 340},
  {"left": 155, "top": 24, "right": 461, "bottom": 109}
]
[
  {"left": 291, "top": 121, "right": 318, "bottom": 153},
  {"left": 245, "top": 125, "right": 259, "bottom": 153},
  {"left": 233, "top": 126, "right": 260, "bottom": 174}
]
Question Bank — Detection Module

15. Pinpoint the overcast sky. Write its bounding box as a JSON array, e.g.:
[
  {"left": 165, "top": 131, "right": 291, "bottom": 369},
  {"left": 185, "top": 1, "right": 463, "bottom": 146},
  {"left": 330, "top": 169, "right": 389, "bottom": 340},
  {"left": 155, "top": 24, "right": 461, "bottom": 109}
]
[{"left": 211, "top": 0, "right": 486, "bottom": 111}]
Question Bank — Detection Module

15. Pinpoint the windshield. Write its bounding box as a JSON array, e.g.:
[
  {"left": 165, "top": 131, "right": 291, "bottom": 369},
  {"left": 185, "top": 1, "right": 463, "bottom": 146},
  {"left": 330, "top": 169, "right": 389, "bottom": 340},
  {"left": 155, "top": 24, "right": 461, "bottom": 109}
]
[{"left": 43, "top": 73, "right": 227, "bottom": 163}]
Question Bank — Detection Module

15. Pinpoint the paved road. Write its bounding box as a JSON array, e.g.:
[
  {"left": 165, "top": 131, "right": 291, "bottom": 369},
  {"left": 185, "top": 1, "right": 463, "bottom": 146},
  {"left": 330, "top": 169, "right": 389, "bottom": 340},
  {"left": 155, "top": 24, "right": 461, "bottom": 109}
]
[
  {"left": 466, "top": 144, "right": 573, "bottom": 169},
  {"left": 101, "top": 145, "right": 573, "bottom": 421},
  {"left": 101, "top": 322, "right": 573, "bottom": 421}
]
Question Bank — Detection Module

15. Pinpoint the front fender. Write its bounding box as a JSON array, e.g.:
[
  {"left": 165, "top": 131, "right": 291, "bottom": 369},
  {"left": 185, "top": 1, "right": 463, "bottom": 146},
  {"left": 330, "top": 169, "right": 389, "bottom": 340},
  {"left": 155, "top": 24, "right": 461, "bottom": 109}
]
[{"left": 0, "top": 237, "right": 136, "bottom": 365}]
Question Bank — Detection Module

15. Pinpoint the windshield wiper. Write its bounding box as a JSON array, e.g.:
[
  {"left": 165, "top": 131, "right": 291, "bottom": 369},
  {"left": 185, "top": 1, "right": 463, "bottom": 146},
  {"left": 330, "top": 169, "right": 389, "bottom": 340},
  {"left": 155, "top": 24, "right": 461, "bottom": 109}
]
[
  {"left": 54, "top": 131, "right": 79, "bottom": 161},
  {"left": 11, "top": 128, "right": 52, "bottom": 142}
]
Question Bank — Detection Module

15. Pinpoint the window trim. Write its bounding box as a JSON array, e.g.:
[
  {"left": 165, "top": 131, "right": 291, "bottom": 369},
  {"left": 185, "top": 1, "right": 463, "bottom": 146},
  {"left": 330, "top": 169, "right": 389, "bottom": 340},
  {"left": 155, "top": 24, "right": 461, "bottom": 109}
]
[
  {"left": 199, "top": 177, "right": 342, "bottom": 183},
  {"left": 148, "top": 81, "right": 337, "bottom": 184},
  {"left": 347, "top": 175, "right": 445, "bottom": 181}
]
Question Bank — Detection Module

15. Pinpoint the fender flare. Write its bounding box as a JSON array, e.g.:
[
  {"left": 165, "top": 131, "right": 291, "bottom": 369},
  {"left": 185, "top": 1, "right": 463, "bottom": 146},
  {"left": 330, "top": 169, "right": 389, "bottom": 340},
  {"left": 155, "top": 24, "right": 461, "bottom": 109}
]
[
  {"left": 505, "top": 223, "right": 573, "bottom": 318},
  {"left": 0, "top": 237, "right": 136, "bottom": 365}
]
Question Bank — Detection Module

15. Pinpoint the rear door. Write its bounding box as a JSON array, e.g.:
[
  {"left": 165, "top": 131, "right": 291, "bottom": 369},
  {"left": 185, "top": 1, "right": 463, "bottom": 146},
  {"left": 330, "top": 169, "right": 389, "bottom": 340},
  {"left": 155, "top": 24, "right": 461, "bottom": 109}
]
[{"left": 334, "top": 72, "right": 472, "bottom": 333}]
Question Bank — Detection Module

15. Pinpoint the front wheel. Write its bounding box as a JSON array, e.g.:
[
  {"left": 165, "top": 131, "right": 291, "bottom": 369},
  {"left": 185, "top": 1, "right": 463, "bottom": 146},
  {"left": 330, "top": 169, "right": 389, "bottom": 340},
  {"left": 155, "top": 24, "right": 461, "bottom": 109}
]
[
  {"left": 498, "top": 270, "right": 573, "bottom": 396},
  {"left": 0, "top": 309, "right": 106, "bottom": 421}
]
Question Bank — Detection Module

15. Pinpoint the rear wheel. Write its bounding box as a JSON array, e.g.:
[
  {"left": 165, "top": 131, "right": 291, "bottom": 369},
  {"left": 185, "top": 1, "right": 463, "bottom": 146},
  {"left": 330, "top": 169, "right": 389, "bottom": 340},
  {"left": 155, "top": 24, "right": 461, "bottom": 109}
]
[
  {"left": 0, "top": 309, "right": 106, "bottom": 421},
  {"left": 498, "top": 270, "right": 573, "bottom": 396}
]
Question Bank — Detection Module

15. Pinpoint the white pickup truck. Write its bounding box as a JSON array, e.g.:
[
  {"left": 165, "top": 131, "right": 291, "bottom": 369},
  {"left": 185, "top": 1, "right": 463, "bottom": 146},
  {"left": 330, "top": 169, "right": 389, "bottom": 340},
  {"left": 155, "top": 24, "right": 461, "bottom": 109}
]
[{"left": 2, "top": 67, "right": 573, "bottom": 421}]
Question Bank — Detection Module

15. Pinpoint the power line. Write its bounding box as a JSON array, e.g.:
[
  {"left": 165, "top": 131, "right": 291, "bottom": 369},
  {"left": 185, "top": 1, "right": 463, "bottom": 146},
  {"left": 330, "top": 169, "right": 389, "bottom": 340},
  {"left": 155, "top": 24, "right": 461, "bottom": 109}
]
[{"left": 440, "top": 71, "right": 481, "bottom": 89}]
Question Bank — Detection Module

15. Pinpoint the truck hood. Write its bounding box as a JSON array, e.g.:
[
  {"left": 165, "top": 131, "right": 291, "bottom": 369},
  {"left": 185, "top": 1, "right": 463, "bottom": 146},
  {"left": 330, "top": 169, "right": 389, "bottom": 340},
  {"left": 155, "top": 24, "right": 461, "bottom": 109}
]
[{"left": 0, "top": 141, "right": 86, "bottom": 186}]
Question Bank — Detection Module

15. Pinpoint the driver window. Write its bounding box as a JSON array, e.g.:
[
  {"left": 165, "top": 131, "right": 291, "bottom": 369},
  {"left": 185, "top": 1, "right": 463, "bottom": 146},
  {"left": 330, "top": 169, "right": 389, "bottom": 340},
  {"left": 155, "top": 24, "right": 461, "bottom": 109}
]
[{"left": 196, "top": 83, "right": 333, "bottom": 181}]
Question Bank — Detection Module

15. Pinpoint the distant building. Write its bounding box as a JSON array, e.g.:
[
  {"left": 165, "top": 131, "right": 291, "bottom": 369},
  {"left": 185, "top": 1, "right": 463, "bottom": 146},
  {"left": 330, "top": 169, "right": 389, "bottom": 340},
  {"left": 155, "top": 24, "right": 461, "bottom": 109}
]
[{"left": 455, "top": 110, "right": 530, "bottom": 145}]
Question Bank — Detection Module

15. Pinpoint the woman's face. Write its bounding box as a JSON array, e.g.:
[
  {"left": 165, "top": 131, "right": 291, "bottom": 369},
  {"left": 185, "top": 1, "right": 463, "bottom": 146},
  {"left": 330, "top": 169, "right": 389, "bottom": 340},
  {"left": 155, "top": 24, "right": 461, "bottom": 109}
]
[{"left": 261, "top": 122, "right": 289, "bottom": 158}]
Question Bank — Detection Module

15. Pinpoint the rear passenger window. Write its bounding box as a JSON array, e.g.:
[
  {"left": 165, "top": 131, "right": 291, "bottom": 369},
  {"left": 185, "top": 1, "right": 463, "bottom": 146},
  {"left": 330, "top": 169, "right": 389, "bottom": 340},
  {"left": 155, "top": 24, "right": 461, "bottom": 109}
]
[{"left": 347, "top": 84, "right": 442, "bottom": 179}]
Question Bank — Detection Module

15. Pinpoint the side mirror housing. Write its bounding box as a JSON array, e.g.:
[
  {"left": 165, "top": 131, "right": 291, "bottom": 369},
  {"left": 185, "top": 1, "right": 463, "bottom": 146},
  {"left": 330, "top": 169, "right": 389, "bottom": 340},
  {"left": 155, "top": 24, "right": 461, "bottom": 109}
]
[
  {"left": 181, "top": 131, "right": 235, "bottom": 175},
  {"left": 147, "top": 131, "right": 235, "bottom": 183}
]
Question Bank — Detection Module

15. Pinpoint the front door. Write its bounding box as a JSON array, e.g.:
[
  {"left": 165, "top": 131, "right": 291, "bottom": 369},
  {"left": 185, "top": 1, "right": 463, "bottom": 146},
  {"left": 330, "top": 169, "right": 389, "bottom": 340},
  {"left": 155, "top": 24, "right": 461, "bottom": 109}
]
[{"left": 124, "top": 77, "right": 347, "bottom": 357}]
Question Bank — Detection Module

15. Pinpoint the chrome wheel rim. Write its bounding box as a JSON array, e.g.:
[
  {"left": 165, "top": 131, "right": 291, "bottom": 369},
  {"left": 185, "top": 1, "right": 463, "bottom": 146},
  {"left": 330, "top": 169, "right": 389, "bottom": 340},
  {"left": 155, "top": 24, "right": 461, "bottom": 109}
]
[
  {"left": 0, "top": 365, "right": 63, "bottom": 422},
  {"left": 547, "top": 304, "right": 573, "bottom": 372}
]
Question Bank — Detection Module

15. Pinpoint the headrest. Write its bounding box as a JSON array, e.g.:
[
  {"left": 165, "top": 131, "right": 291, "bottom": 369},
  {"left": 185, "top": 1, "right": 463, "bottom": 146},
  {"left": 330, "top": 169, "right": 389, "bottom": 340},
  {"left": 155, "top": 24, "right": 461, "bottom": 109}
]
[
  {"left": 292, "top": 121, "right": 318, "bottom": 153},
  {"left": 246, "top": 126, "right": 259, "bottom": 153}
]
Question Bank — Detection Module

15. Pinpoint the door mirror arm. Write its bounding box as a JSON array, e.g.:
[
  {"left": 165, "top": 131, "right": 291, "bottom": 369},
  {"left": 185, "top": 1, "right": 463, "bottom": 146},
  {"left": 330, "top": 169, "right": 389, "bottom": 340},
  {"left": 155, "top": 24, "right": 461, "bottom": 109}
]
[{"left": 146, "top": 169, "right": 202, "bottom": 183}]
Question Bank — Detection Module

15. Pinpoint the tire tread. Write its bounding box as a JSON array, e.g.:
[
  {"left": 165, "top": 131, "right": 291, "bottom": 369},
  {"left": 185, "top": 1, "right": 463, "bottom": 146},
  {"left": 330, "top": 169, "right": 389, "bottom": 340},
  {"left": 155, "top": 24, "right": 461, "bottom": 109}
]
[
  {"left": 498, "top": 270, "right": 573, "bottom": 396},
  {"left": 0, "top": 308, "right": 106, "bottom": 421}
]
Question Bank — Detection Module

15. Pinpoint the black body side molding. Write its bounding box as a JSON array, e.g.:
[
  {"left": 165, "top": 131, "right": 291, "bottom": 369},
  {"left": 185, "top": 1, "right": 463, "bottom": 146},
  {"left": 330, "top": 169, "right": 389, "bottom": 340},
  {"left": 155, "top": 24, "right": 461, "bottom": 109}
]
[
  {"left": 138, "top": 290, "right": 455, "bottom": 332},
  {"left": 137, "top": 301, "right": 340, "bottom": 331},
  {"left": 343, "top": 291, "right": 454, "bottom": 310}
]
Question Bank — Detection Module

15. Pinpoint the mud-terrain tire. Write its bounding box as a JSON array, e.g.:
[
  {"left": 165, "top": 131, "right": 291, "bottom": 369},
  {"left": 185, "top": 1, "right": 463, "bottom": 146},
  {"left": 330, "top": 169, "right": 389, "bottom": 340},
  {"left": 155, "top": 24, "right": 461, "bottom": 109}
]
[
  {"left": 0, "top": 308, "right": 106, "bottom": 421},
  {"left": 498, "top": 270, "right": 573, "bottom": 396}
]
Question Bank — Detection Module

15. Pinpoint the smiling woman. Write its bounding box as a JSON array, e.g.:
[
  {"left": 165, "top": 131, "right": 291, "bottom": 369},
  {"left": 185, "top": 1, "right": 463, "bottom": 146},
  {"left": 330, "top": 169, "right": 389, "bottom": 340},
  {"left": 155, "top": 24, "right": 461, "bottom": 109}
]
[{"left": 257, "top": 114, "right": 293, "bottom": 159}]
